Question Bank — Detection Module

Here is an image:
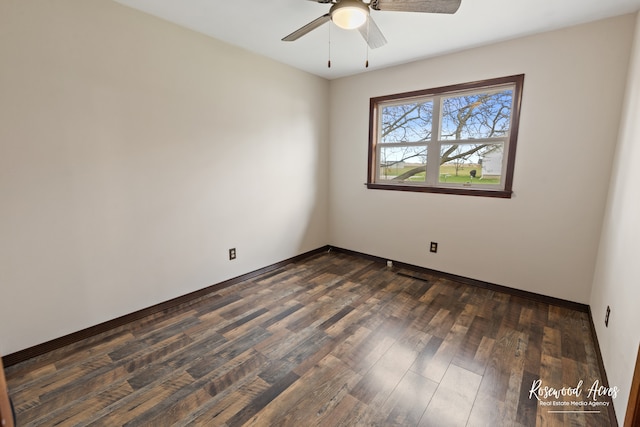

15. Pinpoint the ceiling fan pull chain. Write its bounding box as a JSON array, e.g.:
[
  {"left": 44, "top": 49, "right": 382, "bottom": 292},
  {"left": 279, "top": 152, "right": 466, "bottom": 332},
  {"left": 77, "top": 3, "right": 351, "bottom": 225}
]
[
  {"left": 328, "top": 22, "right": 332, "bottom": 68},
  {"left": 365, "top": 18, "right": 370, "bottom": 68}
]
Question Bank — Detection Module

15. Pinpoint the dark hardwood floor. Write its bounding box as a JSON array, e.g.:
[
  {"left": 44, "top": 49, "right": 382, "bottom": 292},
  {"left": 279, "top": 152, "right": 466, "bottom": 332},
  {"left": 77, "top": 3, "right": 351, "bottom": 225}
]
[{"left": 5, "top": 251, "right": 614, "bottom": 426}]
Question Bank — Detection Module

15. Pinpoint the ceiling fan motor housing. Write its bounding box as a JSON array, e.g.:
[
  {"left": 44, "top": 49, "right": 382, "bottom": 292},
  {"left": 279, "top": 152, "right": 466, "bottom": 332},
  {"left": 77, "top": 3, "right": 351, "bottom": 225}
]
[{"left": 330, "top": 0, "right": 370, "bottom": 29}]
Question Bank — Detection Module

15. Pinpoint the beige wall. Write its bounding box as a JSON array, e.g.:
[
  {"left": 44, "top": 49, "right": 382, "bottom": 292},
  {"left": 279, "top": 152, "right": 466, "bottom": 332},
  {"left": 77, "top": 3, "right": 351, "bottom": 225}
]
[
  {"left": 0, "top": 1, "right": 330, "bottom": 355},
  {"left": 328, "top": 15, "right": 635, "bottom": 304},
  {"left": 590, "top": 11, "right": 640, "bottom": 421}
]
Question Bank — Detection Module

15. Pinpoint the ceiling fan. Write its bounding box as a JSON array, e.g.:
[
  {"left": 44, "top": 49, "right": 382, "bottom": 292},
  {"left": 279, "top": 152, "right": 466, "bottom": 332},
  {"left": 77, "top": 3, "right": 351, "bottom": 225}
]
[{"left": 282, "top": 0, "right": 462, "bottom": 49}]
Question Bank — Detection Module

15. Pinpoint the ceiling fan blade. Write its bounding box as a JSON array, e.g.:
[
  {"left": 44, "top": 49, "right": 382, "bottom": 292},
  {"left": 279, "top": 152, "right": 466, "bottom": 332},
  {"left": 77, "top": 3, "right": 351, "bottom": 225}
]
[
  {"left": 370, "top": 0, "right": 461, "bottom": 14},
  {"left": 358, "top": 17, "right": 387, "bottom": 49},
  {"left": 282, "top": 13, "right": 331, "bottom": 41}
]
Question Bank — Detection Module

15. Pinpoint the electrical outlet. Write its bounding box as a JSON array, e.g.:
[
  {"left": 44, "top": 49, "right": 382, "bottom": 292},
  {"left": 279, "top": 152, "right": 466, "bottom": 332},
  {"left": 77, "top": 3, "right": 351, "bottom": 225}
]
[
  {"left": 229, "top": 248, "right": 236, "bottom": 260},
  {"left": 605, "top": 306, "right": 611, "bottom": 327},
  {"left": 430, "top": 242, "right": 438, "bottom": 253}
]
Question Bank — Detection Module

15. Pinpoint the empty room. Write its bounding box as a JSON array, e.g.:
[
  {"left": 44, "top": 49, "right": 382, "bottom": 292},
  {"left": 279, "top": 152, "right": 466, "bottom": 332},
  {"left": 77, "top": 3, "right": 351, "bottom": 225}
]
[{"left": 1, "top": 0, "right": 640, "bottom": 426}]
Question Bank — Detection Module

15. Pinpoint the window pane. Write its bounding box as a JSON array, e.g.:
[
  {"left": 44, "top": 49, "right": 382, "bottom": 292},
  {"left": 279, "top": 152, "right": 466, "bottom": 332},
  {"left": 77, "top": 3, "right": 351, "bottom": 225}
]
[
  {"left": 379, "top": 146, "right": 427, "bottom": 182},
  {"left": 439, "top": 143, "right": 503, "bottom": 185},
  {"left": 381, "top": 101, "right": 433, "bottom": 143},
  {"left": 440, "top": 89, "right": 513, "bottom": 140}
]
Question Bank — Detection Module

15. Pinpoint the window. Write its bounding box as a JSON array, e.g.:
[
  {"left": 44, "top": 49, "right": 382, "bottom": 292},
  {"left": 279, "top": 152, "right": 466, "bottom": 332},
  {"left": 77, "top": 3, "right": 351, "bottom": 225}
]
[{"left": 367, "top": 75, "right": 524, "bottom": 198}]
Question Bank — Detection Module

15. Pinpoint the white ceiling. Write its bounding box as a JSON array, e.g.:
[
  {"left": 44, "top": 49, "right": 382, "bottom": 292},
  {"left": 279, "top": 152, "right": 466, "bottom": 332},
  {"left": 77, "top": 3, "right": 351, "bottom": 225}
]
[{"left": 113, "top": 0, "right": 640, "bottom": 79}]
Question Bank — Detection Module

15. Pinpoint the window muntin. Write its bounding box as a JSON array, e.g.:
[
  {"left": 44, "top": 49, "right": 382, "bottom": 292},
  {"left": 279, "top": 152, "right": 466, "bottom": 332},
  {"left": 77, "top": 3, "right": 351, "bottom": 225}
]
[{"left": 368, "top": 75, "right": 524, "bottom": 198}]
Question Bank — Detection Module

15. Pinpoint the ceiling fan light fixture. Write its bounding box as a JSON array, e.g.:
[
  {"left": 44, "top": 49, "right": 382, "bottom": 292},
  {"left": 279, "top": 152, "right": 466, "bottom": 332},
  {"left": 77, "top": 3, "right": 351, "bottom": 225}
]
[{"left": 331, "top": 1, "right": 369, "bottom": 30}]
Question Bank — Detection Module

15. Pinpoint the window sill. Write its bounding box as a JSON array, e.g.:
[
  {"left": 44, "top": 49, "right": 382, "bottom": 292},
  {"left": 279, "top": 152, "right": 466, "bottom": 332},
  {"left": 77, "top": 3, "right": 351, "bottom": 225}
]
[{"left": 365, "top": 182, "right": 513, "bottom": 198}]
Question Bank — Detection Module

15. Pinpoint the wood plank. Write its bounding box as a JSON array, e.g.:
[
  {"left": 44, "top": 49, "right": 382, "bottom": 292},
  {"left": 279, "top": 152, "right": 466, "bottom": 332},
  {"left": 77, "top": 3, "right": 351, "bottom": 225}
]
[
  {"left": 419, "top": 363, "right": 482, "bottom": 426},
  {"left": 184, "top": 376, "right": 271, "bottom": 426},
  {"left": 225, "top": 371, "right": 300, "bottom": 427},
  {"left": 382, "top": 370, "right": 438, "bottom": 426},
  {"left": 357, "top": 338, "right": 419, "bottom": 407},
  {"left": 416, "top": 322, "right": 469, "bottom": 383},
  {"left": 536, "top": 354, "right": 565, "bottom": 427},
  {"left": 36, "top": 381, "right": 134, "bottom": 427},
  {"left": 243, "top": 354, "right": 360, "bottom": 427},
  {"left": 516, "top": 370, "right": 540, "bottom": 426}
]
